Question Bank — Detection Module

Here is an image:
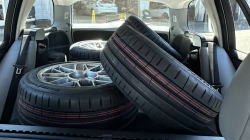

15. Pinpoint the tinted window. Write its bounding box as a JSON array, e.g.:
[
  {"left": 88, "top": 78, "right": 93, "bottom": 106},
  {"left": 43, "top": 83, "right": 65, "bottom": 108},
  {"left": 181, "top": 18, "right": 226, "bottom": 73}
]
[
  {"left": 188, "top": 0, "right": 213, "bottom": 33},
  {"left": 230, "top": 1, "right": 250, "bottom": 54},
  {"left": 72, "top": 0, "right": 170, "bottom": 31},
  {"left": 25, "top": 0, "right": 54, "bottom": 29},
  {"left": 0, "top": 0, "right": 10, "bottom": 41}
]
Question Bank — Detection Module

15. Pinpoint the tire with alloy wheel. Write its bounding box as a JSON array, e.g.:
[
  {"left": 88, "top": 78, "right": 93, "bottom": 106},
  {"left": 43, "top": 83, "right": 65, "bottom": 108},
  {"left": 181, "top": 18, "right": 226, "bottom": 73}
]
[
  {"left": 100, "top": 24, "right": 223, "bottom": 132},
  {"left": 17, "top": 61, "right": 137, "bottom": 129},
  {"left": 69, "top": 41, "right": 107, "bottom": 61},
  {"left": 125, "top": 16, "right": 182, "bottom": 61}
]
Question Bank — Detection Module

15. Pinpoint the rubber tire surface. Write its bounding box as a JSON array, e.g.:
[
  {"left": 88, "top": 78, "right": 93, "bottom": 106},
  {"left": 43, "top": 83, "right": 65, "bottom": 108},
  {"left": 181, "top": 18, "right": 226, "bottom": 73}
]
[
  {"left": 100, "top": 24, "right": 223, "bottom": 132},
  {"left": 125, "top": 15, "right": 183, "bottom": 61},
  {"left": 37, "top": 51, "right": 66, "bottom": 66},
  {"left": 17, "top": 62, "right": 137, "bottom": 129},
  {"left": 69, "top": 41, "right": 106, "bottom": 61}
]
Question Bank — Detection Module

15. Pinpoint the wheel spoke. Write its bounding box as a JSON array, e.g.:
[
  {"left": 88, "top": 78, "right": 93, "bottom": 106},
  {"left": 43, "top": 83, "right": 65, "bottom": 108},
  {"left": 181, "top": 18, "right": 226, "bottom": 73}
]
[
  {"left": 99, "top": 42, "right": 105, "bottom": 48},
  {"left": 61, "top": 64, "right": 76, "bottom": 70},
  {"left": 52, "top": 69, "right": 63, "bottom": 73},
  {"left": 75, "top": 81, "right": 81, "bottom": 87},
  {"left": 86, "top": 63, "right": 100, "bottom": 70},
  {"left": 89, "top": 65, "right": 102, "bottom": 72},
  {"left": 42, "top": 73, "right": 67, "bottom": 78},
  {"left": 92, "top": 80, "right": 96, "bottom": 86},
  {"left": 43, "top": 68, "right": 52, "bottom": 73},
  {"left": 76, "top": 63, "right": 86, "bottom": 71},
  {"left": 94, "top": 80, "right": 112, "bottom": 85},
  {"left": 93, "top": 42, "right": 97, "bottom": 48},
  {"left": 61, "top": 81, "right": 74, "bottom": 86},
  {"left": 96, "top": 76, "right": 112, "bottom": 82},
  {"left": 50, "top": 78, "right": 74, "bottom": 85},
  {"left": 38, "top": 62, "right": 110, "bottom": 87},
  {"left": 59, "top": 66, "right": 75, "bottom": 73}
]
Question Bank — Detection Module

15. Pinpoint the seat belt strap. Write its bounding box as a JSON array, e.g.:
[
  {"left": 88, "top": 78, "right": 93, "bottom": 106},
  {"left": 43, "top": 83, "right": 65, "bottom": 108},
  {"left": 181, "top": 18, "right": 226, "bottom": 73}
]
[
  {"left": 208, "top": 43, "right": 223, "bottom": 92},
  {"left": 0, "top": 35, "right": 31, "bottom": 123}
]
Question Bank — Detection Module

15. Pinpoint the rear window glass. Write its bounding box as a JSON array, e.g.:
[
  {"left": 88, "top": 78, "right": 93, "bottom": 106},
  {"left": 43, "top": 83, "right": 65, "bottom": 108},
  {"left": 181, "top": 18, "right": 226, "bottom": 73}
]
[
  {"left": 25, "top": 0, "right": 54, "bottom": 29},
  {"left": 0, "top": 1, "right": 10, "bottom": 41},
  {"left": 72, "top": 0, "right": 170, "bottom": 31},
  {"left": 188, "top": 0, "right": 214, "bottom": 33}
]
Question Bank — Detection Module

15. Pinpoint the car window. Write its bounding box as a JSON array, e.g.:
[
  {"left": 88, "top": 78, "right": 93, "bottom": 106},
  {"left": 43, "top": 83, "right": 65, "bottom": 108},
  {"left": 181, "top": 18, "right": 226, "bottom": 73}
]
[
  {"left": 72, "top": 0, "right": 170, "bottom": 31},
  {"left": 188, "top": 0, "right": 213, "bottom": 33},
  {"left": 0, "top": 0, "right": 10, "bottom": 41},
  {"left": 231, "top": 1, "right": 250, "bottom": 54},
  {"left": 25, "top": 0, "right": 54, "bottom": 29}
]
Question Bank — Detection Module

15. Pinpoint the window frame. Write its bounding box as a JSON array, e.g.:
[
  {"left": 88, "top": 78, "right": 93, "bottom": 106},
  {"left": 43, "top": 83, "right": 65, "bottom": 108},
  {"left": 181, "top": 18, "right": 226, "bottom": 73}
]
[
  {"left": 0, "top": 0, "right": 22, "bottom": 62},
  {"left": 232, "top": 1, "right": 250, "bottom": 55},
  {"left": 214, "top": 0, "right": 250, "bottom": 67},
  {"left": 224, "top": 0, "right": 250, "bottom": 62}
]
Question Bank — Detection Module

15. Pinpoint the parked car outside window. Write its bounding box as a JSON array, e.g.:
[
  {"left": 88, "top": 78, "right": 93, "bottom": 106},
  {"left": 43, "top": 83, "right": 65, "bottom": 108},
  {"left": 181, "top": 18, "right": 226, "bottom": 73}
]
[
  {"left": 188, "top": 0, "right": 213, "bottom": 33},
  {"left": 73, "top": 0, "right": 170, "bottom": 32},
  {"left": 148, "top": 3, "right": 169, "bottom": 19},
  {"left": 83, "top": 0, "right": 118, "bottom": 15}
]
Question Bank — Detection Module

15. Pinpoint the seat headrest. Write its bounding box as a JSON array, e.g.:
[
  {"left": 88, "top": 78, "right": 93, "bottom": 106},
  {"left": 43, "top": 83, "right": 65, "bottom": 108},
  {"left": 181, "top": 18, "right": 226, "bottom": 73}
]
[{"left": 23, "top": 28, "right": 45, "bottom": 41}]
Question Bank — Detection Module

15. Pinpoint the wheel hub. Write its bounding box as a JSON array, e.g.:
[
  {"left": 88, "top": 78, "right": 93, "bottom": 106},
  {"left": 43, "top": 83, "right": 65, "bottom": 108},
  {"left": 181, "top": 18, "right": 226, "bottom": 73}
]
[{"left": 37, "top": 62, "right": 112, "bottom": 87}]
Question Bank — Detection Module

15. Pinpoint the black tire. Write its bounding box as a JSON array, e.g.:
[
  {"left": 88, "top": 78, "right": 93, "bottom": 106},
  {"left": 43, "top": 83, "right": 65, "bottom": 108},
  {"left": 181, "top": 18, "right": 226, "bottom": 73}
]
[
  {"left": 17, "top": 62, "right": 137, "bottom": 129},
  {"left": 100, "top": 24, "right": 223, "bottom": 132},
  {"left": 69, "top": 41, "right": 107, "bottom": 61},
  {"left": 125, "top": 16, "right": 182, "bottom": 61},
  {"left": 37, "top": 51, "right": 66, "bottom": 66}
]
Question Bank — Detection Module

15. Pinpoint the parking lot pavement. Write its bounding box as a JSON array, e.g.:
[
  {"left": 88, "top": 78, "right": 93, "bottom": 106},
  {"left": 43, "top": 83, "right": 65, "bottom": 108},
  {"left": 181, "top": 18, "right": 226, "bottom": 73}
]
[{"left": 235, "top": 29, "right": 250, "bottom": 54}]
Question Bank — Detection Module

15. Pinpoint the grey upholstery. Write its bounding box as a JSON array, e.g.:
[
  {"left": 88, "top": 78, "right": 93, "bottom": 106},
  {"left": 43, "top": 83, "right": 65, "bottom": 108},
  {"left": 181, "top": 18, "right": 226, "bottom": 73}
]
[
  {"left": 23, "top": 28, "right": 45, "bottom": 41},
  {"left": 45, "top": 30, "right": 71, "bottom": 57},
  {"left": 199, "top": 43, "right": 235, "bottom": 97},
  {"left": 0, "top": 28, "right": 44, "bottom": 122},
  {"left": 0, "top": 40, "right": 22, "bottom": 119},
  {"left": 220, "top": 54, "right": 250, "bottom": 140},
  {"left": 23, "top": 40, "right": 37, "bottom": 74},
  {"left": 171, "top": 34, "right": 194, "bottom": 60}
]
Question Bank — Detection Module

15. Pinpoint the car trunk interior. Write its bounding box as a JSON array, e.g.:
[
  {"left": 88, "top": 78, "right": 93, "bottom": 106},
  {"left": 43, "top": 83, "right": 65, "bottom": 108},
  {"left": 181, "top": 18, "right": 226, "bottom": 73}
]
[
  {"left": 6, "top": 26, "right": 221, "bottom": 137},
  {"left": 0, "top": 0, "right": 244, "bottom": 139}
]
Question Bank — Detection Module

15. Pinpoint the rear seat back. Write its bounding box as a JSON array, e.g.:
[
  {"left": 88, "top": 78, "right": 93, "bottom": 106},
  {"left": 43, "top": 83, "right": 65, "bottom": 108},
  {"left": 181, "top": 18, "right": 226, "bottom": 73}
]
[
  {"left": 0, "top": 28, "right": 44, "bottom": 122},
  {"left": 199, "top": 42, "right": 235, "bottom": 97},
  {"left": 23, "top": 29, "right": 45, "bottom": 73},
  {"left": 171, "top": 34, "right": 195, "bottom": 61},
  {"left": 44, "top": 30, "right": 71, "bottom": 57},
  {"left": 174, "top": 33, "right": 236, "bottom": 97}
]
